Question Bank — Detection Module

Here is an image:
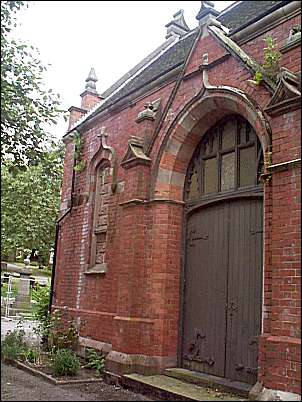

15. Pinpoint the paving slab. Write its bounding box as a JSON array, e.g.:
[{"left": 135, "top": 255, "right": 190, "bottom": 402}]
[
  {"left": 164, "top": 368, "right": 251, "bottom": 398},
  {"left": 123, "top": 373, "right": 247, "bottom": 401}
]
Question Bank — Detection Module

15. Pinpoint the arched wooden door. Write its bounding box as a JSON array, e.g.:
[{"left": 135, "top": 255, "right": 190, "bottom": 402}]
[{"left": 181, "top": 115, "right": 264, "bottom": 385}]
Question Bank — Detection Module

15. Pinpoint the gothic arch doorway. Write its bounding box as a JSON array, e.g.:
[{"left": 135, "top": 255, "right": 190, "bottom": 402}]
[{"left": 181, "top": 114, "right": 263, "bottom": 385}]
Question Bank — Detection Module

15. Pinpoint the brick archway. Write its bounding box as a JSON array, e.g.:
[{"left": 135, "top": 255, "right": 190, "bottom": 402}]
[
  {"left": 152, "top": 88, "right": 272, "bottom": 202},
  {"left": 149, "top": 87, "right": 273, "bottom": 378}
]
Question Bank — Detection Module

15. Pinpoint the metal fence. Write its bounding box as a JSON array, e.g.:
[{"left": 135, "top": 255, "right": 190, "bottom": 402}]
[{"left": 1, "top": 273, "right": 49, "bottom": 319}]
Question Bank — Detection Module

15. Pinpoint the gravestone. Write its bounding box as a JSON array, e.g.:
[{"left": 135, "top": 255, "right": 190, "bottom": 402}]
[{"left": 13, "top": 257, "right": 33, "bottom": 313}]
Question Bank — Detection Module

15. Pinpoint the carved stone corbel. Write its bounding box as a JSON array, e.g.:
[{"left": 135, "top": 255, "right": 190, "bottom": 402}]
[
  {"left": 121, "top": 136, "right": 151, "bottom": 170},
  {"left": 135, "top": 98, "right": 161, "bottom": 123}
]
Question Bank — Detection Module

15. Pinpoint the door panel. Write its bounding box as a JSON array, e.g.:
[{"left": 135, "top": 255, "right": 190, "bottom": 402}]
[
  {"left": 182, "top": 203, "right": 228, "bottom": 377},
  {"left": 182, "top": 197, "right": 263, "bottom": 385},
  {"left": 225, "top": 199, "right": 263, "bottom": 384}
]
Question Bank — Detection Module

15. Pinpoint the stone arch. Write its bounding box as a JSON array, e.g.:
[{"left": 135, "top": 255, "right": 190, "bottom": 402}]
[
  {"left": 152, "top": 87, "right": 272, "bottom": 202},
  {"left": 84, "top": 129, "right": 116, "bottom": 273},
  {"left": 87, "top": 150, "right": 114, "bottom": 197}
]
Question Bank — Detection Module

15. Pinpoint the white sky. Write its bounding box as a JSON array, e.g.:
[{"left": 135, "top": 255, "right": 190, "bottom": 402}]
[{"left": 13, "top": 1, "right": 235, "bottom": 139}]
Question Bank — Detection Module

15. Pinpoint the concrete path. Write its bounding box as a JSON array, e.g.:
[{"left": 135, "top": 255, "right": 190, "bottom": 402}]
[
  {"left": 1, "top": 317, "right": 40, "bottom": 344},
  {"left": 1, "top": 363, "right": 153, "bottom": 401}
]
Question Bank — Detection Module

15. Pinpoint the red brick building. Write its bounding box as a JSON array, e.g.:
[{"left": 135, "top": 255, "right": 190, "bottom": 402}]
[{"left": 52, "top": 1, "right": 301, "bottom": 398}]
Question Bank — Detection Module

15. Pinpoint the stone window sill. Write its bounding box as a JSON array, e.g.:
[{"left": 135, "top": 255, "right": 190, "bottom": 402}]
[{"left": 84, "top": 263, "right": 107, "bottom": 275}]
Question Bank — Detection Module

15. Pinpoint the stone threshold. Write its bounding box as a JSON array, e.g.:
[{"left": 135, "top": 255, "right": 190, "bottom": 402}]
[
  {"left": 3, "top": 359, "right": 103, "bottom": 386},
  {"left": 117, "top": 372, "right": 247, "bottom": 401},
  {"left": 164, "top": 368, "right": 252, "bottom": 398}
]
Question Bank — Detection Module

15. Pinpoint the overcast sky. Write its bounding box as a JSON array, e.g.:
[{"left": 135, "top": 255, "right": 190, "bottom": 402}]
[{"left": 13, "top": 1, "right": 234, "bottom": 139}]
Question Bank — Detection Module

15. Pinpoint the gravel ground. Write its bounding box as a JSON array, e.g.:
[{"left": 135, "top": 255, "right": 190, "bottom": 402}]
[{"left": 1, "top": 363, "right": 155, "bottom": 401}]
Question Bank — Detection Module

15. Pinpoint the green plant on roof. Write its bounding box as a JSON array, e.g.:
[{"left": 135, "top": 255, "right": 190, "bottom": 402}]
[{"left": 249, "top": 36, "right": 281, "bottom": 86}]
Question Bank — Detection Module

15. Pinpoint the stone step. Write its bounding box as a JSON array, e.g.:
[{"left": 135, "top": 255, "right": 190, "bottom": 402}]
[
  {"left": 164, "top": 368, "right": 252, "bottom": 399},
  {"left": 122, "top": 373, "right": 247, "bottom": 401}
]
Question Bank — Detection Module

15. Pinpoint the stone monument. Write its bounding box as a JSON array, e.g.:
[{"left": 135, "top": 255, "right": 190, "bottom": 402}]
[{"left": 13, "top": 256, "right": 33, "bottom": 314}]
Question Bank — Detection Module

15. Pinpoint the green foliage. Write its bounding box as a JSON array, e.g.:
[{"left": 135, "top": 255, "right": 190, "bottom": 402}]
[
  {"left": 84, "top": 348, "right": 105, "bottom": 375},
  {"left": 262, "top": 36, "right": 281, "bottom": 79},
  {"left": 74, "top": 160, "right": 86, "bottom": 173},
  {"left": 73, "top": 131, "right": 83, "bottom": 160},
  {"left": 73, "top": 131, "right": 86, "bottom": 173},
  {"left": 52, "top": 348, "right": 80, "bottom": 376},
  {"left": 47, "top": 311, "right": 79, "bottom": 353},
  {"left": 1, "top": 278, "right": 19, "bottom": 298},
  {"left": 21, "top": 347, "right": 41, "bottom": 364},
  {"left": 250, "top": 36, "right": 281, "bottom": 85},
  {"left": 32, "top": 283, "right": 51, "bottom": 339},
  {"left": 253, "top": 71, "right": 263, "bottom": 86},
  {"left": 1, "top": 142, "right": 63, "bottom": 262},
  {"left": 33, "top": 306, "right": 79, "bottom": 353},
  {"left": 1, "top": 1, "right": 65, "bottom": 169},
  {"left": 1, "top": 329, "right": 28, "bottom": 361}
]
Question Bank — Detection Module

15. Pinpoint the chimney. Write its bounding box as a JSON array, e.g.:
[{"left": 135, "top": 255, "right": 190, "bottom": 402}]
[
  {"left": 165, "top": 10, "right": 190, "bottom": 39},
  {"left": 80, "top": 68, "right": 104, "bottom": 111}
]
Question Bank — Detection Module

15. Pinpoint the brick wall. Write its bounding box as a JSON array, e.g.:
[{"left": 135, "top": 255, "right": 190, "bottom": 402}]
[{"left": 54, "top": 8, "right": 301, "bottom": 393}]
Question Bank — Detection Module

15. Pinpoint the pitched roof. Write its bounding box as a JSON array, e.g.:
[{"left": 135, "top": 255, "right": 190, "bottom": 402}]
[
  {"left": 218, "top": 1, "right": 291, "bottom": 33},
  {"left": 68, "top": 1, "right": 292, "bottom": 133},
  {"left": 69, "top": 31, "right": 197, "bottom": 131},
  {"left": 99, "top": 31, "right": 197, "bottom": 110}
]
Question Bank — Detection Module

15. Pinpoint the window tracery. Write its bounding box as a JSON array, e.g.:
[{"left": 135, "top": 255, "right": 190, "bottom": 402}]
[{"left": 185, "top": 115, "right": 263, "bottom": 202}]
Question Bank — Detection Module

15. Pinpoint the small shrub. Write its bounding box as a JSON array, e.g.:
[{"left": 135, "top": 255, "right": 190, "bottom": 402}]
[
  {"left": 52, "top": 348, "right": 80, "bottom": 376},
  {"left": 47, "top": 310, "right": 79, "bottom": 353},
  {"left": 84, "top": 348, "right": 105, "bottom": 375},
  {"left": 21, "top": 347, "right": 41, "bottom": 364},
  {"left": 1, "top": 329, "right": 28, "bottom": 361},
  {"left": 32, "top": 283, "right": 51, "bottom": 343},
  {"left": 248, "top": 36, "right": 281, "bottom": 85}
]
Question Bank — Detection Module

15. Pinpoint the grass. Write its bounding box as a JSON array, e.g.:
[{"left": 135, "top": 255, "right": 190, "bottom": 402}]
[
  {"left": 1, "top": 277, "right": 34, "bottom": 300},
  {"left": 1, "top": 277, "right": 35, "bottom": 319},
  {"left": 1, "top": 280, "right": 19, "bottom": 298}
]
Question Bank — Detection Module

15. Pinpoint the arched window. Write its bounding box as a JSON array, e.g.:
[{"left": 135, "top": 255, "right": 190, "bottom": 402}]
[
  {"left": 90, "top": 163, "right": 111, "bottom": 273},
  {"left": 185, "top": 115, "right": 263, "bottom": 203}
]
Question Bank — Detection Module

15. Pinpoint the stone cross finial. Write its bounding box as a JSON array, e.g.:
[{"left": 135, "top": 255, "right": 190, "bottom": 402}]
[
  {"left": 85, "top": 67, "right": 98, "bottom": 93},
  {"left": 97, "top": 126, "right": 107, "bottom": 139},
  {"left": 97, "top": 126, "right": 110, "bottom": 149}
]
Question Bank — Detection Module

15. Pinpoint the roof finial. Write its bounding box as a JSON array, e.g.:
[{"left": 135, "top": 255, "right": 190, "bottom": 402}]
[
  {"left": 196, "top": 1, "right": 219, "bottom": 22},
  {"left": 85, "top": 67, "right": 98, "bottom": 94},
  {"left": 165, "top": 9, "right": 190, "bottom": 39}
]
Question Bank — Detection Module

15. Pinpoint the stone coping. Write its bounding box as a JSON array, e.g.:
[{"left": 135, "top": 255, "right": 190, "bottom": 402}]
[{"left": 3, "top": 358, "right": 103, "bottom": 386}]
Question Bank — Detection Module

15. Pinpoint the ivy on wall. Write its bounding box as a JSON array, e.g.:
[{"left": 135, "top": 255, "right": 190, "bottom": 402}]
[{"left": 73, "top": 131, "right": 86, "bottom": 173}]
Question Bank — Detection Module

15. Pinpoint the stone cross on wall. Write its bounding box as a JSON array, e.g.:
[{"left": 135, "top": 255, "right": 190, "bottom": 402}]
[{"left": 97, "top": 126, "right": 109, "bottom": 149}]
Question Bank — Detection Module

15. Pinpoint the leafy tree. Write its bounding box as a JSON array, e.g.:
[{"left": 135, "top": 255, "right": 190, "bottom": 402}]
[
  {"left": 1, "top": 142, "right": 64, "bottom": 264},
  {"left": 1, "top": 1, "right": 64, "bottom": 168}
]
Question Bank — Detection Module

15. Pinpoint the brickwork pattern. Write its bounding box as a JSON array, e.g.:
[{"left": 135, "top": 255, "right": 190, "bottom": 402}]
[{"left": 54, "top": 9, "right": 301, "bottom": 394}]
